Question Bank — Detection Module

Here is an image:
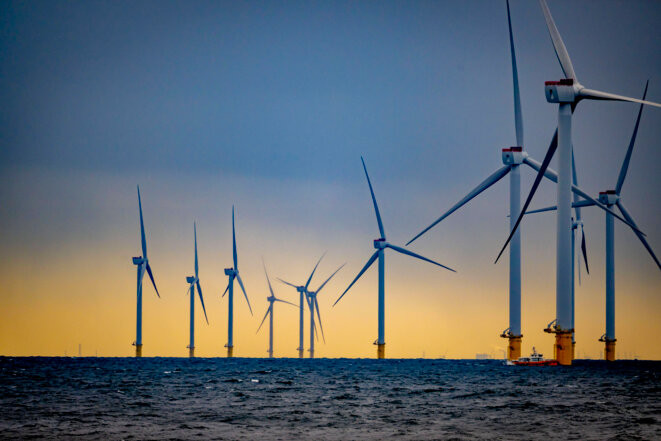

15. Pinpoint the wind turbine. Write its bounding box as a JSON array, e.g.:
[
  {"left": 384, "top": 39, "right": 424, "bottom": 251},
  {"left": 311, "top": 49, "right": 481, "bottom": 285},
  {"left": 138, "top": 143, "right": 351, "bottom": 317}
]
[
  {"left": 221, "top": 206, "right": 252, "bottom": 357},
  {"left": 406, "top": 0, "right": 594, "bottom": 361},
  {"left": 132, "top": 186, "right": 160, "bottom": 357},
  {"left": 496, "top": 0, "right": 660, "bottom": 365},
  {"left": 523, "top": 82, "right": 659, "bottom": 361},
  {"left": 186, "top": 222, "right": 209, "bottom": 358},
  {"left": 334, "top": 157, "right": 456, "bottom": 359},
  {"left": 306, "top": 263, "right": 344, "bottom": 358},
  {"left": 278, "top": 254, "right": 325, "bottom": 358},
  {"left": 257, "top": 261, "right": 298, "bottom": 358}
]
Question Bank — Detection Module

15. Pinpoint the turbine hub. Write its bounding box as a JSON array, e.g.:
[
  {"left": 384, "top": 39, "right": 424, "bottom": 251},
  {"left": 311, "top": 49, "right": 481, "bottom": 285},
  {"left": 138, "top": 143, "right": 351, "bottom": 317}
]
[
  {"left": 186, "top": 276, "right": 196, "bottom": 283},
  {"left": 224, "top": 268, "right": 235, "bottom": 276},
  {"left": 132, "top": 257, "right": 144, "bottom": 265},
  {"left": 373, "top": 238, "right": 386, "bottom": 249},
  {"left": 545, "top": 79, "right": 577, "bottom": 103},
  {"left": 502, "top": 147, "right": 526, "bottom": 165},
  {"left": 598, "top": 190, "right": 618, "bottom": 205}
]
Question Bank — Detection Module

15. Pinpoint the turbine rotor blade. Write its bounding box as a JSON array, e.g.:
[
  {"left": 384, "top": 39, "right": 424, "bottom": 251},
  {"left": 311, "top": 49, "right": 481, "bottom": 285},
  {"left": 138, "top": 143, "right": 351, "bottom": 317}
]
[
  {"left": 507, "top": 0, "right": 523, "bottom": 147},
  {"left": 407, "top": 165, "right": 511, "bottom": 246},
  {"left": 196, "top": 281, "right": 209, "bottom": 325},
  {"left": 305, "top": 252, "right": 326, "bottom": 290},
  {"left": 145, "top": 263, "right": 160, "bottom": 298},
  {"left": 277, "top": 278, "right": 300, "bottom": 289},
  {"left": 232, "top": 206, "right": 237, "bottom": 270},
  {"left": 616, "top": 201, "right": 661, "bottom": 270},
  {"left": 221, "top": 279, "right": 230, "bottom": 298},
  {"left": 580, "top": 226, "right": 589, "bottom": 275},
  {"left": 314, "top": 297, "right": 325, "bottom": 344},
  {"left": 314, "top": 263, "right": 346, "bottom": 296},
  {"left": 522, "top": 199, "right": 595, "bottom": 216},
  {"left": 194, "top": 222, "right": 199, "bottom": 278},
  {"left": 386, "top": 243, "right": 456, "bottom": 272},
  {"left": 137, "top": 186, "right": 148, "bottom": 259},
  {"left": 236, "top": 273, "right": 253, "bottom": 315},
  {"left": 571, "top": 148, "right": 582, "bottom": 221},
  {"left": 361, "top": 156, "right": 385, "bottom": 239},
  {"left": 615, "top": 80, "right": 649, "bottom": 195},
  {"left": 578, "top": 88, "right": 660, "bottom": 108},
  {"left": 539, "top": 0, "right": 577, "bottom": 81},
  {"left": 262, "top": 259, "right": 275, "bottom": 298},
  {"left": 274, "top": 298, "right": 299, "bottom": 308},
  {"left": 256, "top": 305, "right": 271, "bottom": 334},
  {"left": 333, "top": 250, "right": 379, "bottom": 307}
]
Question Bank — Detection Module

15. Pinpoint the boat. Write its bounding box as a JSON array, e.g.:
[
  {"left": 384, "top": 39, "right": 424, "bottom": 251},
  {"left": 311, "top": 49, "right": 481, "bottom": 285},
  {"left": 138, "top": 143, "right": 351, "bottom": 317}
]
[{"left": 507, "top": 347, "right": 558, "bottom": 366}]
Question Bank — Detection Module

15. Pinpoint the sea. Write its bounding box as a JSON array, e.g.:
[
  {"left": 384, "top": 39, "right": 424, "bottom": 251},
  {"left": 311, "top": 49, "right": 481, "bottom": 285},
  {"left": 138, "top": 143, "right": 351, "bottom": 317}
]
[{"left": 1, "top": 357, "right": 659, "bottom": 440}]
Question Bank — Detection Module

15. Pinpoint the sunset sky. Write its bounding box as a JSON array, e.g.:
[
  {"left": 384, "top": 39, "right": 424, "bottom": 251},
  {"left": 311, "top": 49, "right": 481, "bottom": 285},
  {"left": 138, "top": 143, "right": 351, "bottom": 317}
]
[{"left": 1, "top": 0, "right": 660, "bottom": 359}]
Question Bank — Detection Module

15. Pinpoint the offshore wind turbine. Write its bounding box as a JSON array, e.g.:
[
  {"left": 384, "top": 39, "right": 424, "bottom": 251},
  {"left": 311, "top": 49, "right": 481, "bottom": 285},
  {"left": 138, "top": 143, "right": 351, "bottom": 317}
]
[
  {"left": 406, "top": 0, "right": 593, "bottom": 361},
  {"left": 497, "top": 0, "right": 661, "bottom": 365},
  {"left": 306, "top": 263, "right": 344, "bottom": 358},
  {"left": 524, "top": 82, "right": 660, "bottom": 361},
  {"left": 131, "top": 186, "right": 160, "bottom": 357},
  {"left": 186, "top": 222, "right": 209, "bottom": 358},
  {"left": 257, "top": 261, "right": 298, "bottom": 358},
  {"left": 221, "top": 206, "right": 252, "bottom": 357},
  {"left": 334, "top": 157, "right": 456, "bottom": 359},
  {"left": 278, "top": 254, "right": 325, "bottom": 358}
]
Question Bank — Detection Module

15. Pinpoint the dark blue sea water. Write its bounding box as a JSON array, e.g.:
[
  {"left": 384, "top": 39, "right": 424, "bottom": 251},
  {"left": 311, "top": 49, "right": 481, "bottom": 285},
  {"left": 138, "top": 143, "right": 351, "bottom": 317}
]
[{"left": 1, "top": 357, "right": 659, "bottom": 440}]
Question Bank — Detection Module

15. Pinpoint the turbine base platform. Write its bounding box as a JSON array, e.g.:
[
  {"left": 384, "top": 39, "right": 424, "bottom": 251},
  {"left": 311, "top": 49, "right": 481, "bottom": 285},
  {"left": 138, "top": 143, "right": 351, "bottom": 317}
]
[
  {"left": 298, "top": 349, "right": 304, "bottom": 359},
  {"left": 134, "top": 344, "right": 143, "bottom": 358},
  {"left": 189, "top": 347, "right": 195, "bottom": 358},
  {"left": 551, "top": 330, "right": 573, "bottom": 366},
  {"left": 376, "top": 344, "right": 385, "bottom": 359},
  {"left": 226, "top": 347, "right": 234, "bottom": 358},
  {"left": 506, "top": 335, "right": 522, "bottom": 361},
  {"left": 603, "top": 338, "right": 616, "bottom": 362}
]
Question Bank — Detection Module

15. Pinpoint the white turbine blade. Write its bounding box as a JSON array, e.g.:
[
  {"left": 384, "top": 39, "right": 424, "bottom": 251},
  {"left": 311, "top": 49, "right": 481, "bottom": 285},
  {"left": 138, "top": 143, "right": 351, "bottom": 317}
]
[
  {"left": 262, "top": 259, "right": 275, "bottom": 298},
  {"left": 539, "top": 0, "right": 577, "bottom": 81},
  {"left": 507, "top": 0, "right": 523, "bottom": 147},
  {"left": 256, "top": 305, "right": 271, "bottom": 334},
  {"left": 314, "top": 263, "right": 346, "bottom": 296},
  {"left": 277, "top": 278, "right": 300, "bottom": 289},
  {"left": 577, "top": 227, "right": 582, "bottom": 285},
  {"left": 407, "top": 165, "right": 511, "bottom": 246},
  {"left": 145, "top": 263, "right": 160, "bottom": 298},
  {"left": 196, "top": 281, "right": 209, "bottom": 325},
  {"left": 333, "top": 250, "right": 379, "bottom": 307},
  {"left": 314, "top": 297, "right": 325, "bottom": 344},
  {"left": 571, "top": 149, "right": 582, "bottom": 221},
  {"left": 232, "top": 206, "right": 238, "bottom": 270},
  {"left": 305, "top": 252, "right": 326, "bottom": 290},
  {"left": 361, "top": 156, "right": 386, "bottom": 239},
  {"left": 521, "top": 199, "right": 595, "bottom": 216},
  {"left": 221, "top": 279, "right": 230, "bottom": 298},
  {"left": 386, "top": 243, "right": 456, "bottom": 273},
  {"left": 194, "top": 222, "right": 199, "bottom": 278},
  {"left": 580, "top": 225, "right": 589, "bottom": 275},
  {"left": 616, "top": 201, "right": 661, "bottom": 270},
  {"left": 274, "top": 298, "right": 299, "bottom": 308},
  {"left": 578, "top": 88, "right": 661, "bottom": 108},
  {"left": 236, "top": 272, "right": 253, "bottom": 315},
  {"left": 137, "top": 186, "right": 147, "bottom": 259},
  {"left": 616, "top": 80, "right": 649, "bottom": 195}
]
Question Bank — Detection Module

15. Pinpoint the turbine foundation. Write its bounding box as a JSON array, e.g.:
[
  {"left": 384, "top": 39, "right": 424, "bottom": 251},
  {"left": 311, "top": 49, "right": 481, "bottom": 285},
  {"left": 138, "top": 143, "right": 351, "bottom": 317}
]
[
  {"left": 298, "top": 349, "right": 304, "bottom": 359},
  {"left": 553, "top": 331, "right": 573, "bottom": 366},
  {"left": 603, "top": 338, "right": 616, "bottom": 362},
  {"left": 309, "top": 350, "right": 314, "bottom": 359},
  {"left": 377, "top": 344, "right": 385, "bottom": 359},
  {"left": 226, "top": 347, "right": 233, "bottom": 358},
  {"left": 134, "top": 344, "right": 142, "bottom": 358},
  {"left": 506, "top": 335, "right": 522, "bottom": 361},
  {"left": 189, "top": 347, "right": 195, "bottom": 358}
]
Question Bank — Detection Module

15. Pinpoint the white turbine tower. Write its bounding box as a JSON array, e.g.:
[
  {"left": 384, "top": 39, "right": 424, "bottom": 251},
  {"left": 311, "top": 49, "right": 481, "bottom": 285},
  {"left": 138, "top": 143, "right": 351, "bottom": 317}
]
[
  {"left": 498, "top": 0, "right": 661, "bottom": 365},
  {"left": 334, "top": 157, "right": 456, "bottom": 359},
  {"left": 186, "top": 222, "right": 209, "bottom": 358},
  {"left": 221, "top": 206, "right": 252, "bottom": 357},
  {"left": 278, "top": 254, "right": 325, "bottom": 358},
  {"left": 306, "top": 263, "right": 344, "bottom": 358},
  {"left": 524, "top": 82, "right": 660, "bottom": 361},
  {"left": 257, "top": 261, "right": 299, "bottom": 358},
  {"left": 132, "top": 186, "right": 160, "bottom": 357}
]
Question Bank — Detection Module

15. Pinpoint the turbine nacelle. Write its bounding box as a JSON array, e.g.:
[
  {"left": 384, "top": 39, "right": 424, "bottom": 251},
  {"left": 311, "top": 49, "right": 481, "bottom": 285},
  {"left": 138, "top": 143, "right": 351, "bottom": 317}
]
[
  {"left": 295, "top": 286, "right": 305, "bottom": 293},
  {"left": 545, "top": 79, "right": 580, "bottom": 103},
  {"left": 502, "top": 147, "right": 526, "bottom": 165},
  {"left": 224, "top": 268, "right": 236, "bottom": 276},
  {"left": 373, "top": 238, "right": 387, "bottom": 249},
  {"left": 186, "top": 276, "right": 196, "bottom": 284},
  {"left": 598, "top": 190, "right": 619, "bottom": 206},
  {"left": 132, "top": 256, "right": 145, "bottom": 265}
]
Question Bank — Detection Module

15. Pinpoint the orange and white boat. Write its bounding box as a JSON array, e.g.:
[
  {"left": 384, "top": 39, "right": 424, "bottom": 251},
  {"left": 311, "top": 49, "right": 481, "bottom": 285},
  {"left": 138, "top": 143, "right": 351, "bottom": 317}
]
[{"left": 507, "top": 347, "right": 558, "bottom": 366}]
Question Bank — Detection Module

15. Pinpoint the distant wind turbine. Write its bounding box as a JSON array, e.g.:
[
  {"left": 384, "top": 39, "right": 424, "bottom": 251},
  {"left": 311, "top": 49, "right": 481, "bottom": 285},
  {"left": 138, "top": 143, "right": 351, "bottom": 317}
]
[
  {"left": 132, "top": 186, "right": 160, "bottom": 357},
  {"left": 257, "top": 261, "right": 298, "bottom": 358},
  {"left": 334, "top": 157, "right": 456, "bottom": 359},
  {"left": 278, "top": 253, "right": 325, "bottom": 358},
  {"left": 186, "top": 222, "right": 209, "bottom": 358},
  {"left": 496, "top": 0, "right": 660, "bottom": 365},
  {"left": 306, "top": 262, "right": 344, "bottom": 358},
  {"left": 221, "top": 206, "right": 252, "bottom": 357}
]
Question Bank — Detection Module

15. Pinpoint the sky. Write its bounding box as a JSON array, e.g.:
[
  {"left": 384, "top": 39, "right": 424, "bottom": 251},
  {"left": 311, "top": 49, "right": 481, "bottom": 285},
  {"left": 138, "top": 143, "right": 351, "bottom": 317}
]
[{"left": 0, "top": 0, "right": 659, "bottom": 359}]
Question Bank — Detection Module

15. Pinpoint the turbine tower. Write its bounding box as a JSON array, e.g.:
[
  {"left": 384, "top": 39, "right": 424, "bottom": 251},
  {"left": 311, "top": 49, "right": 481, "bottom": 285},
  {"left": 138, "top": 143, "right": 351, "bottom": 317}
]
[
  {"left": 524, "top": 82, "right": 660, "bottom": 361},
  {"left": 221, "top": 206, "right": 252, "bottom": 357},
  {"left": 306, "top": 263, "right": 344, "bottom": 358},
  {"left": 132, "top": 186, "right": 160, "bottom": 357},
  {"left": 257, "top": 261, "right": 298, "bottom": 358},
  {"left": 186, "top": 222, "right": 209, "bottom": 358},
  {"left": 497, "top": 0, "right": 660, "bottom": 365},
  {"left": 278, "top": 254, "right": 325, "bottom": 358},
  {"left": 334, "top": 157, "right": 456, "bottom": 359}
]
